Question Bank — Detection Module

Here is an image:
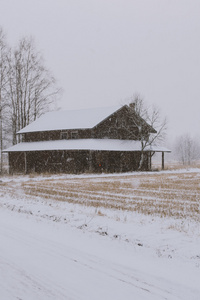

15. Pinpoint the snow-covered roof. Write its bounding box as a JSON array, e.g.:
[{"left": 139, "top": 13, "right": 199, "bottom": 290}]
[
  {"left": 4, "top": 139, "right": 171, "bottom": 153},
  {"left": 18, "top": 105, "right": 122, "bottom": 134}
]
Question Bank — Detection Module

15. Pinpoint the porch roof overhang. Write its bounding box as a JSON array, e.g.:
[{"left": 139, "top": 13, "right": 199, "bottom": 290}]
[{"left": 4, "top": 139, "right": 171, "bottom": 153}]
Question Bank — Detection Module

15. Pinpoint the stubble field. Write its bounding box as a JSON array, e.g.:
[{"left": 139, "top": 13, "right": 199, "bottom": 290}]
[{"left": 1, "top": 169, "right": 200, "bottom": 222}]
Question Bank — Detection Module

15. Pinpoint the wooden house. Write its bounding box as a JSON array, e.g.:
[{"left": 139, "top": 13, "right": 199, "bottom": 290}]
[{"left": 4, "top": 104, "right": 170, "bottom": 174}]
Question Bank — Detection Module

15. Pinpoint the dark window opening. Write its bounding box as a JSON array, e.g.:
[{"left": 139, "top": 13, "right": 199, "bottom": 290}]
[
  {"left": 61, "top": 132, "right": 68, "bottom": 139},
  {"left": 71, "top": 131, "right": 78, "bottom": 139}
]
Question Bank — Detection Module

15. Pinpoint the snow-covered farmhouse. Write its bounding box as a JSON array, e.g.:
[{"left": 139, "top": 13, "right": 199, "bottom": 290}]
[{"left": 4, "top": 104, "right": 170, "bottom": 174}]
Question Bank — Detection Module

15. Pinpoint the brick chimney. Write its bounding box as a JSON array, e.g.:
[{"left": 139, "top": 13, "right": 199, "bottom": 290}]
[{"left": 129, "top": 102, "right": 135, "bottom": 110}]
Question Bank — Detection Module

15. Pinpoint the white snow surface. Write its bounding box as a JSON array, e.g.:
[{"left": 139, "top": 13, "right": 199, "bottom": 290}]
[
  {"left": 0, "top": 172, "right": 200, "bottom": 299},
  {"left": 18, "top": 105, "right": 122, "bottom": 134},
  {"left": 4, "top": 138, "right": 171, "bottom": 153}
]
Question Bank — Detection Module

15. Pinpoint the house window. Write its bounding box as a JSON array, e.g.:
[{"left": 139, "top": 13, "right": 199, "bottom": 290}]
[
  {"left": 61, "top": 132, "right": 68, "bottom": 139},
  {"left": 71, "top": 131, "right": 78, "bottom": 139}
]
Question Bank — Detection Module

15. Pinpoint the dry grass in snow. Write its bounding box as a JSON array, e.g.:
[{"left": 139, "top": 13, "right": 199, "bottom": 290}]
[{"left": 1, "top": 169, "right": 200, "bottom": 221}]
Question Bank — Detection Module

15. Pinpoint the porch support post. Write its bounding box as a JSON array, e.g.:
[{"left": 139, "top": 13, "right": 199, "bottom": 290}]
[
  {"left": 24, "top": 152, "right": 27, "bottom": 174},
  {"left": 8, "top": 152, "right": 11, "bottom": 175},
  {"left": 162, "top": 152, "right": 164, "bottom": 170},
  {"left": 88, "top": 150, "right": 93, "bottom": 172},
  {"left": 149, "top": 152, "right": 152, "bottom": 170}
]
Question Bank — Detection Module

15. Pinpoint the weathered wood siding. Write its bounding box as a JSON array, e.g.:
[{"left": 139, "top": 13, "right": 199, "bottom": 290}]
[
  {"left": 24, "top": 129, "right": 92, "bottom": 142},
  {"left": 93, "top": 106, "right": 140, "bottom": 140},
  {"left": 9, "top": 150, "right": 149, "bottom": 174},
  {"left": 8, "top": 152, "right": 26, "bottom": 174},
  {"left": 23, "top": 106, "right": 144, "bottom": 142}
]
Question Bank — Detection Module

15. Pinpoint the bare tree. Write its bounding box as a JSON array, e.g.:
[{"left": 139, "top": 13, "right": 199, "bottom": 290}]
[
  {"left": 7, "top": 37, "right": 60, "bottom": 144},
  {"left": 127, "top": 94, "right": 167, "bottom": 170},
  {"left": 174, "top": 133, "right": 200, "bottom": 166},
  {"left": 0, "top": 27, "right": 9, "bottom": 173}
]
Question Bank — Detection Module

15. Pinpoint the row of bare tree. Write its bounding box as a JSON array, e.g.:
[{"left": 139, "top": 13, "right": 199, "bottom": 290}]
[
  {"left": 174, "top": 134, "right": 200, "bottom": 166},
  {"left": 0, "top": 27, "right": 60, "bottom": 172}
]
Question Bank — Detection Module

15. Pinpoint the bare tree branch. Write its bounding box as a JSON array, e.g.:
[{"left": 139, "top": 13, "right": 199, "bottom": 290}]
[
  {"left": 6, "top": 36, "right": 61, "bottom": 144},
  {"left": 125, "top": 94, "right": 167, "bottom": 170},
  {"left": 174, "top": 134, "right": 200, "bottom": 165},
  {"left": 0, "top": 27, "right": 10, "bottom": 172}
]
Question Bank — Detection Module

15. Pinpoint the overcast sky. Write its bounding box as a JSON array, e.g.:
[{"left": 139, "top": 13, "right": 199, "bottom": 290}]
[{"left": 0, "top": 0, "right": 200, "bottom": 141}]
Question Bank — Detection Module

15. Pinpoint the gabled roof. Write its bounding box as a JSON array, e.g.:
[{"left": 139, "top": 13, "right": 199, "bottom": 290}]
[
  {"left": 4, "top": 139, "right": 171, "bottom": 153},
  {"left": 18, "top": 105, "right": 122, "bottom": 134}
]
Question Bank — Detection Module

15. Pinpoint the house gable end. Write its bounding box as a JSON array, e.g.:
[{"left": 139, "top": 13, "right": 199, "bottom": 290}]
[
  {"left": 93, "top": 105, "right": 156, "bottom": 140},
  {"left": 93, "top": 105, "right": 139, "bottom": 140}
]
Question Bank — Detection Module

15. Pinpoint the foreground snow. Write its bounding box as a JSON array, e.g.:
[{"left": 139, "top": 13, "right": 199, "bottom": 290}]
[{"left": 0, "top": 172, "right": 200, "bottom": 299}]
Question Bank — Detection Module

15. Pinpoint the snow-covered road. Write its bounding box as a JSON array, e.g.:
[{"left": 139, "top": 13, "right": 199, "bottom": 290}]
[{"left": 0, "top": 207, "right": 200, "bottom": 300}]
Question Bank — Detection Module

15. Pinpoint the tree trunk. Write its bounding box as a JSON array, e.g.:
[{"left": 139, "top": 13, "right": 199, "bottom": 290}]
[{"left": 138, "top": 152, "right": 144, "bottom": 170}]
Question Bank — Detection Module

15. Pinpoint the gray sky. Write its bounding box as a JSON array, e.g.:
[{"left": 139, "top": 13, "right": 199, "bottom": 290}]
[{"left": 1, "top": 0, "right": 200, "bottom": 140}]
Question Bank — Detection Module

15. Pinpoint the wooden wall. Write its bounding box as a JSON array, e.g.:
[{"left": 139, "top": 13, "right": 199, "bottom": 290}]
[
  {"left": 8, "top": 150, "right": 149, "bottom": 174},
  {"left": 23, "top": 106, "right": 145, "bottom": 142}
]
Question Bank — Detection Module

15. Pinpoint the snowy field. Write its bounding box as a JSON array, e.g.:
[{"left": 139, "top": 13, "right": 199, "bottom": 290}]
[{"left": 0, "top": 169, "right": 200, "bottom": 299}]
